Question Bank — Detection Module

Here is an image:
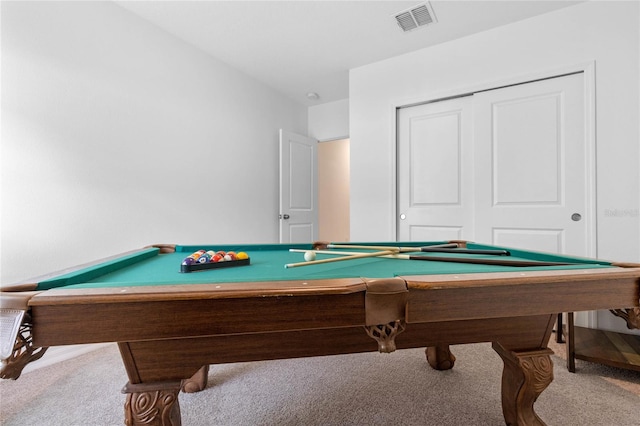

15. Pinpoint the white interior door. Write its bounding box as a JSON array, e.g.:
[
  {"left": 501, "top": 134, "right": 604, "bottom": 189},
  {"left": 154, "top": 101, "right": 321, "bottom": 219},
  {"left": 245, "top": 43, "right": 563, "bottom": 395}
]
[
  {"left": 397, "top": 96, "right": 474, "bottom": 241},
  {"left": 279, "top": 129, "right": 318, "bottom": 243},
  {"left": 473, "top": 73, "right": 590, "bottom": 256},
  {"left": 397, "top": 73, "right": 592, "bottom": 257}
]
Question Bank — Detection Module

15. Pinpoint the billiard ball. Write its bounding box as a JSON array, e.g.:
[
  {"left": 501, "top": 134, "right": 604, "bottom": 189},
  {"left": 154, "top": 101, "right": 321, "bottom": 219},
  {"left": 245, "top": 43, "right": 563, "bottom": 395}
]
[
  {"left": 304, "top": 251, "right": 316, "bottom": 261},
  {"left": 236, "top": 252, "right": 249, "bottom": 260}
]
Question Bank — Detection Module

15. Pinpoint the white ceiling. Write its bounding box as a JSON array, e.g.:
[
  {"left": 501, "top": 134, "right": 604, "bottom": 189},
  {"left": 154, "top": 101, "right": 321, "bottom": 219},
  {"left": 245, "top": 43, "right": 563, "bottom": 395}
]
[{"left": 115, "top": 1, "right": 583, "bottom": 106}]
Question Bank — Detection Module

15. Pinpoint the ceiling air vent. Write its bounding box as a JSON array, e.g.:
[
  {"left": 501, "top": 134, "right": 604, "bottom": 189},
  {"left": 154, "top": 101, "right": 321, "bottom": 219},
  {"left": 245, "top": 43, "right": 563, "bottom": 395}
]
[{"left": 395, "top": 2, "right": 437, "bottom": 32}]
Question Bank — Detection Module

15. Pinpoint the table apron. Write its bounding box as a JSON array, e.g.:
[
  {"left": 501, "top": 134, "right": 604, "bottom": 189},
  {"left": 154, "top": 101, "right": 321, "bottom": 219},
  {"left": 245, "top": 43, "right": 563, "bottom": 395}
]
[
  {"left": 119, "top": 314, "right": 554, "bottom": 383},
  {"left": 31, "top": 293, "right": 366, "bottom": 347},
  {"left": 407, "top": 278, "right": 639, "bottom": 322}
]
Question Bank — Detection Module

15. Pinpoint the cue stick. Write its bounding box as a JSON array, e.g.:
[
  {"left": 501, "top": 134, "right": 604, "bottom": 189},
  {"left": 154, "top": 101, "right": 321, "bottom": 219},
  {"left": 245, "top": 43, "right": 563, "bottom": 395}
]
[
  {"left": 324, "top": 243, "right": 458, "bottom": 253},
  {"left": 289, "top": 248, "right": 403, "bottom": 258},
  {"left": 327, "top": 244, "right": 510, "bottom": 256},
  {"left": 397, "top": 255, "right": 575, "bottom": 267},
  {"left": 289, "top": 249, "right": 576, "bottom": 267},
  {"left": 284, "top": 249, "right": 398, "bottom": 269},
  {"left": 411, "top": 247, "right": 510, "bottom": 256}
]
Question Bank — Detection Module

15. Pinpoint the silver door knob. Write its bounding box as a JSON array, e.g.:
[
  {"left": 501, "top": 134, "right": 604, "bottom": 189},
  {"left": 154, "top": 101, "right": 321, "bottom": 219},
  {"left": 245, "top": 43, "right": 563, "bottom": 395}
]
[{"left": 400, "top": 214, "right": 406, "bottom": 220}]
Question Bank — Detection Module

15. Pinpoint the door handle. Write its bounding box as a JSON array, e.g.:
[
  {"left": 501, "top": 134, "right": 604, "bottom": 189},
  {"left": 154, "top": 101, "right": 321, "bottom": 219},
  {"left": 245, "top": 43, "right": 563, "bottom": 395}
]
[{"left": 279, "top": 214, "right": 290, "bottom": 220}]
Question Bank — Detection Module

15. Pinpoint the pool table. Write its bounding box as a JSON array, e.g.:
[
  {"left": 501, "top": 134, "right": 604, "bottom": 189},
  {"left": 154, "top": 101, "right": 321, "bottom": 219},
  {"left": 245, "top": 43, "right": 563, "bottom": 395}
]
[{"left": 1, "top": 241, "right": 639, "bottom": 426}]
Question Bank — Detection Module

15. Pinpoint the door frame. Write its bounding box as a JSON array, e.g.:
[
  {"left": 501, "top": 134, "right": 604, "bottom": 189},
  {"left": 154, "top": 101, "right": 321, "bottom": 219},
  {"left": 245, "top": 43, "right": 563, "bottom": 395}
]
[{"left": 391, "top": 61, "right": 597, "bottom": 325}]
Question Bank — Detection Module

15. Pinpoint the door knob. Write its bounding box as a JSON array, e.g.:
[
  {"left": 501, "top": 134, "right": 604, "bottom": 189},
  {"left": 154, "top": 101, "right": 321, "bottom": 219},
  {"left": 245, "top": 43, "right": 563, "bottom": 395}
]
[
  {"left": 280, "top": 214, "right": 290, "bottom": 220},
  {"left": 571, "top": 213, "right": 582, "bottom": 222},
  {"left": 400, "top": 214, "right": 406, "bottom": 220}
]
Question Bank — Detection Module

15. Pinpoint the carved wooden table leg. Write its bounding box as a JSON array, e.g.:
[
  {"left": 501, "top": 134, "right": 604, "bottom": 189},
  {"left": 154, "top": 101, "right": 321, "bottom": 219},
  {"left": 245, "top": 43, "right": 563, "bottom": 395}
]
[
  {"left": 123, "top": 381, "right": 182, "bottom": 426},
  {"left": 425, "top": 344, "right": 456, "bottom": 370},
  {"left": 492, "top": 342, "right": 554, "bottom": 426},
  {"left": 181, "top": 365, "right": 209, "bottom": 393}
]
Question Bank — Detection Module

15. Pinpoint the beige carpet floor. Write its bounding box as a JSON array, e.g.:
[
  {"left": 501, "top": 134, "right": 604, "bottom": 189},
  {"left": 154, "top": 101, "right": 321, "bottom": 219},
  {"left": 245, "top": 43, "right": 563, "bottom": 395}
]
[{"left": 1, "top": 340, "right": 639, "bottom": 425}]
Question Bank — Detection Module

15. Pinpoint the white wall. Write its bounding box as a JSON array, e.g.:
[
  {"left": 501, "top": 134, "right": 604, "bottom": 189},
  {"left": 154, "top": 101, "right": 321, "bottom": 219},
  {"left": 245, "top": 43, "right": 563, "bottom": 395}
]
[
  {"left": 308, "top": 99, "right": 349, "bottom": 141},
  {"left": 0, "top": 1, "right": 307, "bottom": 284},
  {"left": 350, "top": 1, "right": 639, "bottom": 263}
]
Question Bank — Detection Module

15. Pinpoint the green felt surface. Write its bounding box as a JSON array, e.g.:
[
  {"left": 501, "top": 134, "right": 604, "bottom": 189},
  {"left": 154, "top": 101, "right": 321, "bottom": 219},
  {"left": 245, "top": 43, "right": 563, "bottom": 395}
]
[{"left": 37, "top": 242, "right": 613, "bottom": 290}]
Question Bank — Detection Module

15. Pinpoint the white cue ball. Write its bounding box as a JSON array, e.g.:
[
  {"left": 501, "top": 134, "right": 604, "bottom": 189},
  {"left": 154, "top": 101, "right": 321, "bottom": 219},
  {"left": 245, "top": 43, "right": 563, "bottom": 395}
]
[{"left": 304, "top": 251, "right": 316, "bottom": 261}]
